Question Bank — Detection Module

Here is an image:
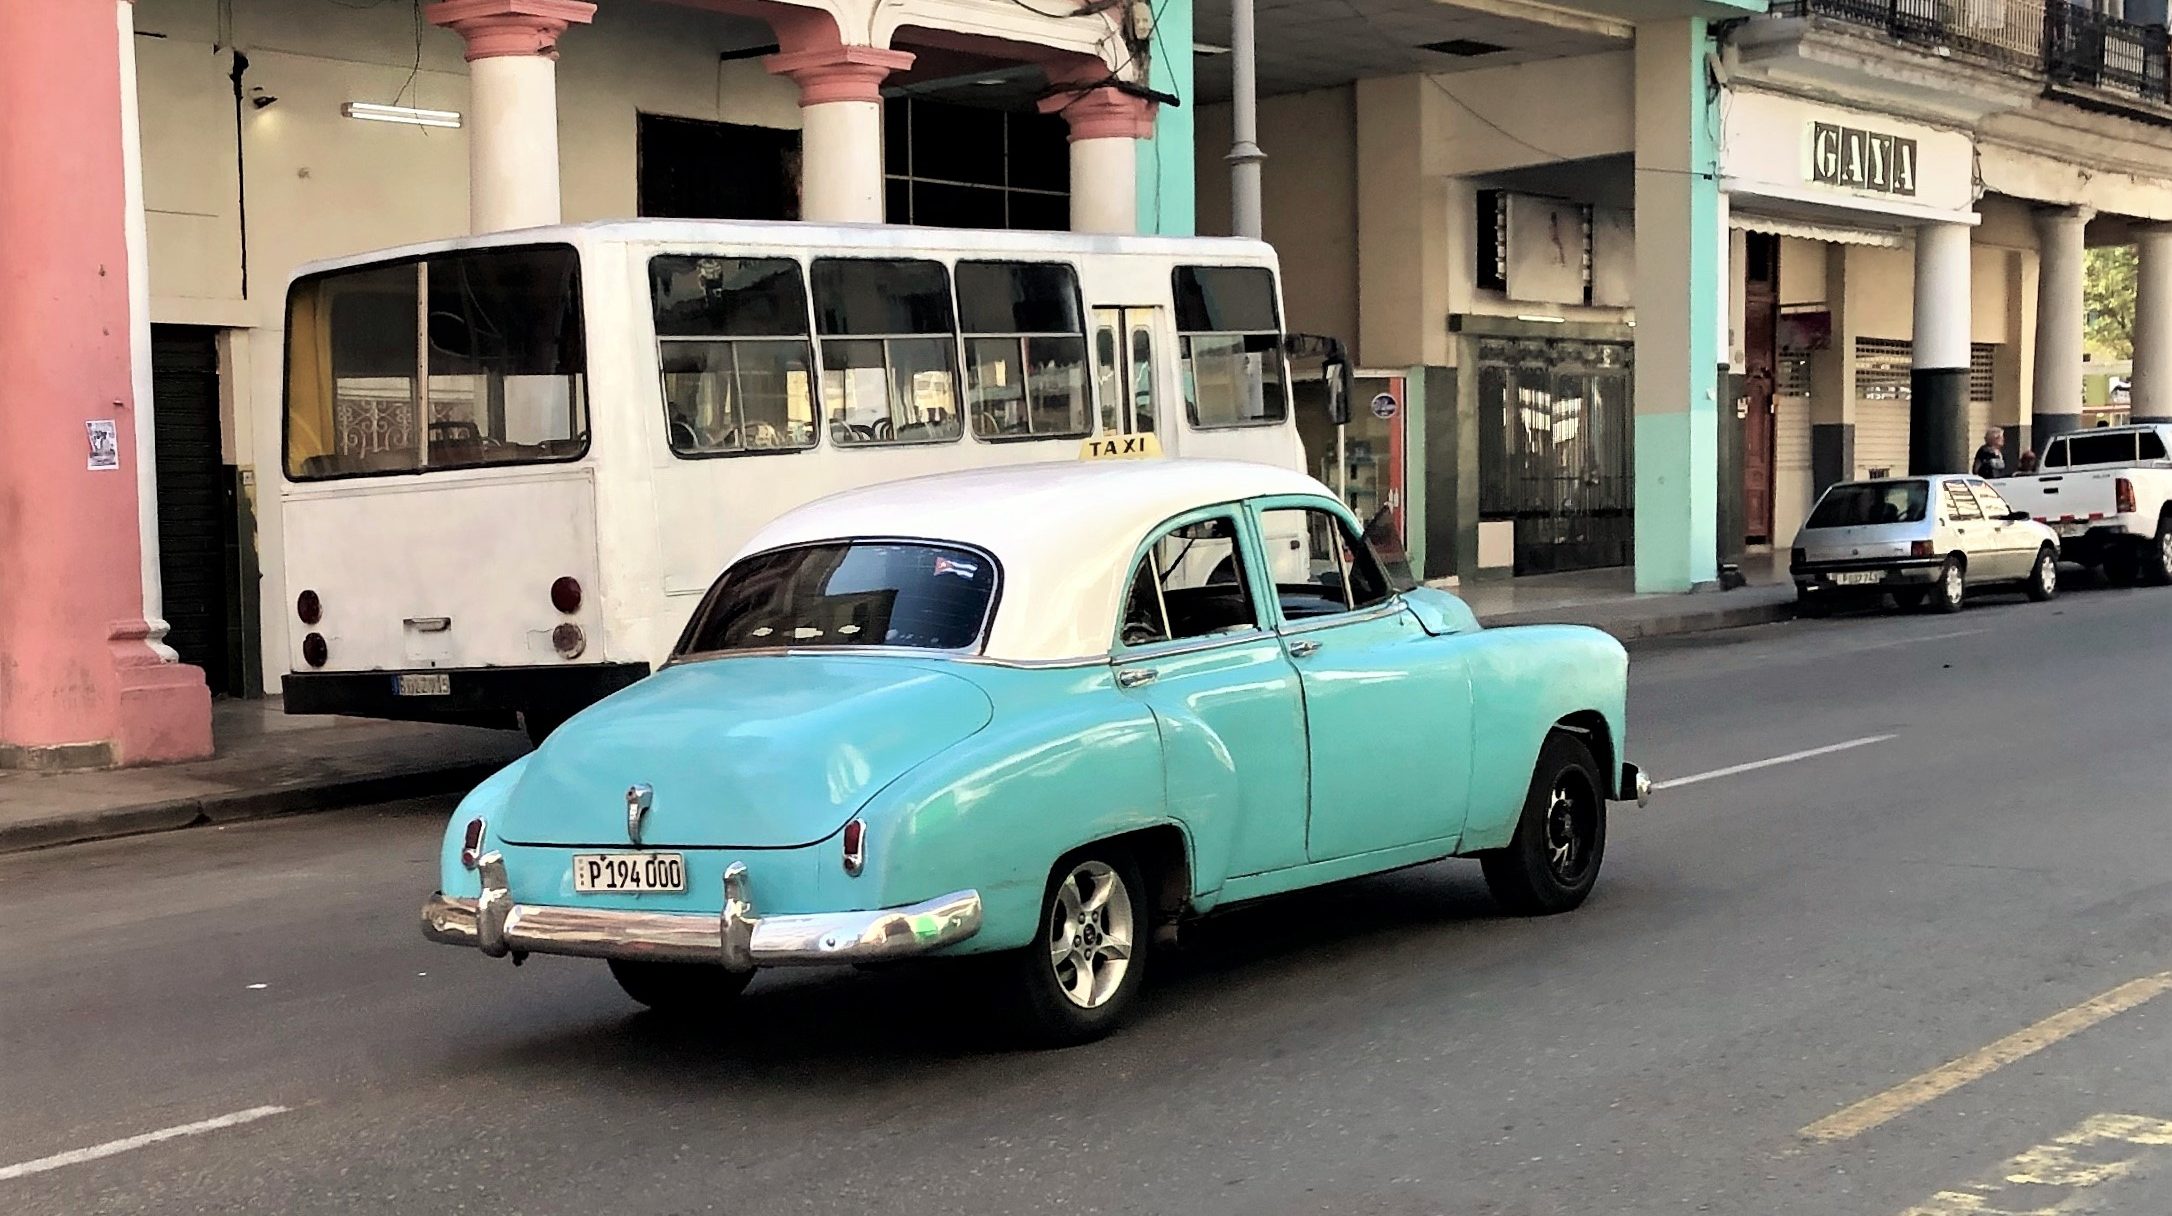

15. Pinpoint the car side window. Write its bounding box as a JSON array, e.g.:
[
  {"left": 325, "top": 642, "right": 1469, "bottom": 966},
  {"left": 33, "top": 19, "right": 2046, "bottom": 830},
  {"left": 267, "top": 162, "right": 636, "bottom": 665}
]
[
  {"left": 1259, "top": 506, "right": 1392, "bottom": 620},
  {"left": 1971, "top": 480, "right": 2016, "bottom": 518},
  {"left": 2042, "top": 437, "right": 2068, "bottom": 469},
  {"left": 2141, "top": 431, "right": 2168, "bottom": 462},
  {"left": 1943, "top": 481, "right": 1983, "bottom": 522},
  {"left": 1117, "top": 515, "right": 1257, "bottom": 647}
]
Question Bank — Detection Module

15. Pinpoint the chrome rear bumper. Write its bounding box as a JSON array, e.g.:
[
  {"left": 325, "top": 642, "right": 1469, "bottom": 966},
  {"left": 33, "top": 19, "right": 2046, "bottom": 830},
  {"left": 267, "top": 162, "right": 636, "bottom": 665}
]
[{"left": 422, "top": 854, "right": 982, "bottom": 970}]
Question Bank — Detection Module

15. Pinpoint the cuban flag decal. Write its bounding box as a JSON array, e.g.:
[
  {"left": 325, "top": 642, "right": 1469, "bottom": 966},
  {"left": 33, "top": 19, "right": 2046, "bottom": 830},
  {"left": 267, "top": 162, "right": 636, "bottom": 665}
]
[{"left": 932, "top": 555, "right": 979, "bottom": 579}]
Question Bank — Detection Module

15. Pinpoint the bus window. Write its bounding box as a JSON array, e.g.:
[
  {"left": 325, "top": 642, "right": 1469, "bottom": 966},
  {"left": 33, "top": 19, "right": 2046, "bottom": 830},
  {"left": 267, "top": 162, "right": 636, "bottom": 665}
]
[
  {"left": 1173, "top": 265, "right": 1287, "bottom": 429},
  {"left": 649, "top": 256, "right": 816, "bottom": 455},
  {"left": 812, "top": 258, "right": 961, "bottom": 446},
  {"left": 958, "top": 261, "right": 1089, "bottom": 442},
  {"left": 285, "top": 244, "right": 588, "bottom": 479}
]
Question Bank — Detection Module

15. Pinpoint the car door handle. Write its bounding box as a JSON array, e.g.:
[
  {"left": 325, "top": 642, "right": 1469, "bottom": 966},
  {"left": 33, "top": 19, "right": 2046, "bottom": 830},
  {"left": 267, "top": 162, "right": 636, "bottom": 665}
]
[
  {"left": 1287, "top": 639, "right": 1321, "bottom": 658},
  {"left": 1116, "top": 668, "right": 1158, "bottom": 689}
]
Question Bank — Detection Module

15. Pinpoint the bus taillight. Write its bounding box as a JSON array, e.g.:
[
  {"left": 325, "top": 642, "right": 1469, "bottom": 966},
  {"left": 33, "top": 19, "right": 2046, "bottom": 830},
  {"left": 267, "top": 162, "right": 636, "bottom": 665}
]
[
  {"left": 551, "top": 624, "right": 585, "bottom": 659},
  {"left": 297, "top": 589, "right": 321, "bottom": 624},
  {"left": 302, "top": 633, "right": 328, "bottom": 667},
  {"left": 550, "top": 577, "right": 582, "bottom": 614}
]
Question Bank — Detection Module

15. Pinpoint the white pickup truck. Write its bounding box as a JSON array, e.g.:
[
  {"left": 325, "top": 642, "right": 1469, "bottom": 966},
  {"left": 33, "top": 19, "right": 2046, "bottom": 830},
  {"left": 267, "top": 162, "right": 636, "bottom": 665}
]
[{"left": 1990, "top": 423, "right": 2172, "bottom": 585}]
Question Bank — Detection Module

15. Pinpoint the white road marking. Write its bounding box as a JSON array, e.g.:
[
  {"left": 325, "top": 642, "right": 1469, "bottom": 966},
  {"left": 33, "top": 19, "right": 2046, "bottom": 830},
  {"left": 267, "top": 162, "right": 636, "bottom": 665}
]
[
  {"left": 0, "top": 1105, "right": 290, "bottom": 1182},
  {"left": 1848, "top": 628, "right": 1986, "bottom": 653},
  {"left": 1653, "top": 734, "right": 1897, "bottom": 792}
]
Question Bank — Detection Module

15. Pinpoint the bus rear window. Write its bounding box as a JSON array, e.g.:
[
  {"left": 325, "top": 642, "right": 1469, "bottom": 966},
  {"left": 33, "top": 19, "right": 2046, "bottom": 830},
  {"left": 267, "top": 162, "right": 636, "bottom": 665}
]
[
  {"left": 1173, "top": 265, "right": 1286, "bottom": 429},
  {"left": 285, "top": 245, "right": 587, "bottom": 480},
  {"left": 679, "top": 541, "right": 997, "bottom": 654}
]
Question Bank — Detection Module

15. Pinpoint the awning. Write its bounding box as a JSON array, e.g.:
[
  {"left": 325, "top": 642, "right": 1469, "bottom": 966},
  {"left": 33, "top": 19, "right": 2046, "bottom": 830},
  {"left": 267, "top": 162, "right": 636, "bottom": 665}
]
[{"left": 1728, "top": 211, "right": 1904, "bottom": 248}]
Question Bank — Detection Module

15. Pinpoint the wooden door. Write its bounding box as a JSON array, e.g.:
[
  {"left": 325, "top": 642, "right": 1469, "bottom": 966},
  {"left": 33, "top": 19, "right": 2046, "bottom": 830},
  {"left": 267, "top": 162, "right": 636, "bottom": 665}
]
[{"left": 1743, "top": 234, "right": 1780, "bottom": 544}]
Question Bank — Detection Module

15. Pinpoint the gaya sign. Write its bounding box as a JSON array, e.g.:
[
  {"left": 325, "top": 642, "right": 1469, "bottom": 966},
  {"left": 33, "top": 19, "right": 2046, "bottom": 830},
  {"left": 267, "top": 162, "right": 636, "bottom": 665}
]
[{"left": 1809, "top": 122, "right": 1918, "bottom": 197}]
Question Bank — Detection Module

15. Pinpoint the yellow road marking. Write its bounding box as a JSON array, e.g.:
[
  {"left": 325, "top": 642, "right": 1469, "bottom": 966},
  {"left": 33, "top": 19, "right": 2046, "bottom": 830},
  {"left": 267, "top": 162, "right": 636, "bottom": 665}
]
[
  {"left": 1898, "top": 1114, "right": 2172, "bottom": 1215},
  {"left": 1803, "top": 972, "right": 2172, "bottom": 1143}
]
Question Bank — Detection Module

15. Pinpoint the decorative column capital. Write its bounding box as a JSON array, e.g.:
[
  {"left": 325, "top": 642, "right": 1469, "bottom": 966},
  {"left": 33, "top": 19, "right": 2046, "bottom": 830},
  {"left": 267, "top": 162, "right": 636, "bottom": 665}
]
[
  {"left": 763, "top": 44, "right": 915, "bottom": 106},
  {"left": 1039, "top": 83, "right": 1156, "bottom": 142},
  {"left": 426, "top": 0, "right": 595, "bottom": 61}
]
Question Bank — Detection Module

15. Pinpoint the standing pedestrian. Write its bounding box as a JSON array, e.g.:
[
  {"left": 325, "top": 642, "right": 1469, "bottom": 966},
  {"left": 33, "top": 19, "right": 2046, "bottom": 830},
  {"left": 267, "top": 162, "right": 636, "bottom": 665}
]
[{"left": 1972, "top": 427, "right": 2008, "bottom": 479}]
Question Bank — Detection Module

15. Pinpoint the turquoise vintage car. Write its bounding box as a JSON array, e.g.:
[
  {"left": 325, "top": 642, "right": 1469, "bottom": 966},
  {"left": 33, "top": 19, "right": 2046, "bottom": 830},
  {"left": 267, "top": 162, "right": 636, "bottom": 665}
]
[{"left": 422, "top": 459, "right": 1650, "bottom": 1043}]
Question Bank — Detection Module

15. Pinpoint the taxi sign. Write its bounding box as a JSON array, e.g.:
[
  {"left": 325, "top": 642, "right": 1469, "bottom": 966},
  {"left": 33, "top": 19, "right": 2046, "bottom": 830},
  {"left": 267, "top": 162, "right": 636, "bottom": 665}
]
[{"left": 1080, "top": 433, "right": 1163, "bottom": 461}]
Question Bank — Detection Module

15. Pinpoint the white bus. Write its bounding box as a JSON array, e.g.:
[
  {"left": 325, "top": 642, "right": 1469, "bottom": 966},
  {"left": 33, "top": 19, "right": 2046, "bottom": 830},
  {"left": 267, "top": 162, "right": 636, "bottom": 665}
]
[{"left": 279, "top": 219, "right": 1350, "bottom": 738}]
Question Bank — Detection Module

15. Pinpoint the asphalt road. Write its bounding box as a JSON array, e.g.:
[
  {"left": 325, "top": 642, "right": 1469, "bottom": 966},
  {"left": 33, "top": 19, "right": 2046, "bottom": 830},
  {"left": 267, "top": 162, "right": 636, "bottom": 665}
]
[{"left": 5, "top": 578, "right": 2170, "bottom": 1215}]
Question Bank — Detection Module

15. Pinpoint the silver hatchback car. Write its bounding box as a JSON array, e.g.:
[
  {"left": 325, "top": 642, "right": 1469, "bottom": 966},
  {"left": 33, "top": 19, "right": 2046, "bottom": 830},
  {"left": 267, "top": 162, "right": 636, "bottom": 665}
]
[{"left": 1790, "top": 475, "right": 2061, "bottom": 615}]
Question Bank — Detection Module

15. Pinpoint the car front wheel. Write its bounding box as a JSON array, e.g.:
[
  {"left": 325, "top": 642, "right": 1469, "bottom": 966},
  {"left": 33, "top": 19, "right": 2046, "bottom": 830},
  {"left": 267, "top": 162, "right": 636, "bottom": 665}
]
[
  {"left": 1009, "top": 851, "right": 1149, "bottom": 1047},
  {"left": 2026, "top": 546, "right": 2058, "bottom": 602},
  {"left": 608, "top": 959, "right": 752, "bottom": 1015},
  {"left": 1480, "top": 731, "right": 1607, "bottom": 915}
]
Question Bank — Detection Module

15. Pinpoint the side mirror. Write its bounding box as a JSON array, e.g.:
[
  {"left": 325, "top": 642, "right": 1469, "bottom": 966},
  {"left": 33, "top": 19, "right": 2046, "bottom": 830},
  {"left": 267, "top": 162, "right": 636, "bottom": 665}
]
[
  {"left": 1324, "top": 339, "right": 1353, "bottom": 427},
  {"left": 2006, "top": 509, "right": 2033, "bottom": 522}
]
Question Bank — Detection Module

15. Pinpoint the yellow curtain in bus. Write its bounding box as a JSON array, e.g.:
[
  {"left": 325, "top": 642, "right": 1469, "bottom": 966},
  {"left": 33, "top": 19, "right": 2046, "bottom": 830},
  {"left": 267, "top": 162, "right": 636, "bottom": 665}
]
[{"left": 286, "top": 282, "right": 336, "bottom": 475}]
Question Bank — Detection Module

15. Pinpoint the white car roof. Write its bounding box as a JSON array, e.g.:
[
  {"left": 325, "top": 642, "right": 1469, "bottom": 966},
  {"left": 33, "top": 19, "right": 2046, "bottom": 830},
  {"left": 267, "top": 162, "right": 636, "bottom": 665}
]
[{"left": 733, "top": 459, "right": 1338, "bottom": 662}]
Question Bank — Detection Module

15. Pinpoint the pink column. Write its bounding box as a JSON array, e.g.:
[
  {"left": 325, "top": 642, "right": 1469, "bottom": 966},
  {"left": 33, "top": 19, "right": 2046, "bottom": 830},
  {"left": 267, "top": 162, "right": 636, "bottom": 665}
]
[
  {"left": 0, "top": 0, "right": 211, "bottom": 767},
  {"left": 764, "top": 15, "right": 912, "bottom": 223},
  {"left": 1039, "top": 72, "right": 1155, "bottom": 234},
  {"left": 427, "top": 0, "right": 596, "bottom": 232}
]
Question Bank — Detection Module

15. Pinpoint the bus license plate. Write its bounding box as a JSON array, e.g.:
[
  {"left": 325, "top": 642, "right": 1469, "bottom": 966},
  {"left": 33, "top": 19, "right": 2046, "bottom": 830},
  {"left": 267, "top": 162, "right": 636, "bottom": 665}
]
[
  {"left": 573, "top": 853, "right": 687, "bottom": 893},
  {"left": 1831, "top": 571, "right": 1881, "bottom": 586},
  {"left": 394, "top": 673, "right": 451, "bottom": 696}
]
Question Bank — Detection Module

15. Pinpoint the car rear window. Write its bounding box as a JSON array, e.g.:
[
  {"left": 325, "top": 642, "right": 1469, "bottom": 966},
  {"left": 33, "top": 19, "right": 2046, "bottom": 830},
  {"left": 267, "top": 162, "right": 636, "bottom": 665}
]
[
  {"left": 678, "top": 541, "right": 997, "bottom": 655},
  {"left": 1806, "top": 480, "right": 1929, "bottom": 528}
]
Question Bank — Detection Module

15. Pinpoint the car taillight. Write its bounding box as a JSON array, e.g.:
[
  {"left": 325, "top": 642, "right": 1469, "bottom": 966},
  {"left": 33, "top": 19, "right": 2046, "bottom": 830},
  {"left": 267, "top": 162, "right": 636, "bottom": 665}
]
[
  {"left": 296, "top": 589, "right": 321, "bottom": 625},
  {"left": 2117, "top": 477, "right": 2137, "bottom": 514},
  {"left": 302, "top": 632, "right": 328, "bottom": 667},
  {"left": 460, "top": 818, "right": 487, "bottom": 869},
  {"left": 841, "top": 818, "right": 866, "bottom": 876},
  {"left": 550, "top": 576, "right": 582, "bottom": 615},
  {"left": 551, "top": 623, "right": 585, "bottom": 659},
  {"left": 1911, "top": 540, "right": 1935, "bottom": 558}
]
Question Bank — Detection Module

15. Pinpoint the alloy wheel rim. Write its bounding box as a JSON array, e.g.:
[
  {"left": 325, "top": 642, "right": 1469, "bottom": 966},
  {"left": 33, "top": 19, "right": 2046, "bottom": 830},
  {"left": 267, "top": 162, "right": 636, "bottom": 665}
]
[
  {"left": 1945, "top": 565, "right": 1962, "bottom": 600},
  {"left": 1046, "top": 860, "right": 1135, "bottom": 1010},
  {"left": 1542, "top": 774, "right": 1599, "bottom": 885},
  {"left": 2040, "top": 556, "right": 2056, "bottom": 594}
]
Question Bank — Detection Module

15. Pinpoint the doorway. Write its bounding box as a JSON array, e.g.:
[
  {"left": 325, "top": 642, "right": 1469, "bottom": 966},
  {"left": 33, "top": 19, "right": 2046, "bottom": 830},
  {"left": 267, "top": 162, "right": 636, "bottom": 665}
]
[
  {"left": 1092, "top": 307, "right": 1161, "bottom": 438},
  {"left": 1743, "top": 233, "right": 1780, "bottom": 545},
  {"left": 150, "top": 325, "right": 249, "bottom": 696}
]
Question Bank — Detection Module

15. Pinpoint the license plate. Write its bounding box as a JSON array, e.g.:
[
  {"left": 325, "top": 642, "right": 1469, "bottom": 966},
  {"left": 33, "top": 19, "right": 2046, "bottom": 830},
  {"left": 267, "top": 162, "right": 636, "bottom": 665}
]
[
  {"left": 394, "top": 673, "right": 451, "bottom": 697},
  {"left": 1831, "top": 571, "right": 1882, "bottom": 586},
  {"left": 572, "top": 853, "right": 687, "bottom": 893}
]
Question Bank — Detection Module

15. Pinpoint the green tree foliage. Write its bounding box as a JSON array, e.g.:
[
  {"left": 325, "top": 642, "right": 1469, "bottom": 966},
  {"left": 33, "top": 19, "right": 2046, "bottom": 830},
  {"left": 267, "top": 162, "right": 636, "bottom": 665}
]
[{"left": 2085, "top": 246, "right": 2136, "bottom": 360}]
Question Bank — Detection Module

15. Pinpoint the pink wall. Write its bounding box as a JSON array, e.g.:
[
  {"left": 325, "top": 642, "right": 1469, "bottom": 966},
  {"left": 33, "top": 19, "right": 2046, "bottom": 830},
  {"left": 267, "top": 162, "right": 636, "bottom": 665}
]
[{"left": 0, "top": 0, "right": 209, "bottom": 766}]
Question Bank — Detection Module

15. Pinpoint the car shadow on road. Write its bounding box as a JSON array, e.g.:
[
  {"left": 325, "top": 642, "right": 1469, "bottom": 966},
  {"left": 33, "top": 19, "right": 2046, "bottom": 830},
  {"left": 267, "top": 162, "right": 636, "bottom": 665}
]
[{"left": 460, "top": 860, "right": 1528, "bottom": 1085}]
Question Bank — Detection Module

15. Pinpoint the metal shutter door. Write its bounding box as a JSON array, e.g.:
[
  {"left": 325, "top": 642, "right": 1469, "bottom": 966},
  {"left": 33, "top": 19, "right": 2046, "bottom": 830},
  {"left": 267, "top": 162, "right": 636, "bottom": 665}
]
[{"left": 1854, "top": 338, "right": 1911, "bottom": 478}]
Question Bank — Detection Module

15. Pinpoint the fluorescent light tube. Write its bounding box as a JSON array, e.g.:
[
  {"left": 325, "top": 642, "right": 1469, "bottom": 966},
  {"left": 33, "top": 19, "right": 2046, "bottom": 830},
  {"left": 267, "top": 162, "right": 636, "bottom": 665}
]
[{"left": 342, "top": 101, "right": 462, "bottom": 128}]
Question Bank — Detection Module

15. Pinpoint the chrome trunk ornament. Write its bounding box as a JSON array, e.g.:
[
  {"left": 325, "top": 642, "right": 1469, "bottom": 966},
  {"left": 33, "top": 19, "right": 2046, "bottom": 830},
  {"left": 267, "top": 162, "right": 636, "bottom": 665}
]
[{"left": 626, "top": 783, "right": 653, "bottom": 846}]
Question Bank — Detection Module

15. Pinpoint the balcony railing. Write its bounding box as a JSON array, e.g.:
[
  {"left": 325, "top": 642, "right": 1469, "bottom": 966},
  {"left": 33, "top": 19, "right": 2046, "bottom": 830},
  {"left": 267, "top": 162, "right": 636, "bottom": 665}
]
[{"left": 1767, "top": 0, "right": 2172, "bottom": 106}]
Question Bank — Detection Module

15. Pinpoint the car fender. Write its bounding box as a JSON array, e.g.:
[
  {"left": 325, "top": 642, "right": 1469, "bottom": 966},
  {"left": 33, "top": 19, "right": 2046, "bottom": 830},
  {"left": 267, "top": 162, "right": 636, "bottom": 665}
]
[{"left": 1458, "top": 625, "right": 1629, "bottom": 852}]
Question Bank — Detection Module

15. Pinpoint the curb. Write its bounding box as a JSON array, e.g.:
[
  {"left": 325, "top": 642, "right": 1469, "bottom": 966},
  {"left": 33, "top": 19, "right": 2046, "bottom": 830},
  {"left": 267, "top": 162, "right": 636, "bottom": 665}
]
[
  {"left": 1479, "top": 596, "right": 1798, "bottom": 644},
  {"left": 0, "top": 760, "right": 505, "bottom": 854}
]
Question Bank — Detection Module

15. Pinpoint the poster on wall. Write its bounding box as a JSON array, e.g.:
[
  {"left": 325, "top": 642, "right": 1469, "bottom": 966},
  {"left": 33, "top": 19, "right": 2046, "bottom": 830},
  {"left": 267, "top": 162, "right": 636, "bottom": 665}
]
[
  {"left": 86, "top": 420, "right": 119, "bottom": 471},
  {"left": 1590, "top": 207, "right": 1634, "bottom": 308},
  {"left": 1504, "top": 194, "right": 1586, "bottom": 306}
]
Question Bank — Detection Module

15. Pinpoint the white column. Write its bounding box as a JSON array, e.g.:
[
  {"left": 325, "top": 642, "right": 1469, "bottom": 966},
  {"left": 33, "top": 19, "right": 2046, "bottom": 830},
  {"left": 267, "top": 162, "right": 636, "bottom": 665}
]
[
  {"left": 765, "top": 45, "right": 914, "bottom": 225},
  {"left": 1041, "top": 79, "right": 1155, "bottom": 235},
  {"left": 1911, "top": 220, "right": 1974, "bottom": 474},
  {"left": 426, "top": 0, "right": 594, "bottom": 234},
  {"left": 2131, "top": 225, "right": 2172, "bottom": 423},
  {"left": 2033, "top": 206, "right": 2090, "bottom": 444},
  {"left": 117, "top": 0, "right": 177, "bottom": 661}
]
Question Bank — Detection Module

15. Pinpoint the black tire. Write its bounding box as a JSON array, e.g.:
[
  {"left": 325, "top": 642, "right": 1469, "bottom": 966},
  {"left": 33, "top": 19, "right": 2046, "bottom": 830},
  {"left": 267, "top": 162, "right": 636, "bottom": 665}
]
[
  {"left": 2025, "top": 546, "right": 2059, "bottom": 602},
  {"left": 1889, "top": 588, "right": 1927, "bottom": 612},
  {"left": 2146, "top": 521, "right": 2172, "bottom": 587},
  {"left": 1480, "top": 731, "right": 1607, "bottom": 916},
  {"left": 1931, "top": 556, "right": 1967, "bottom": 613},
  {"left": 608, "top": 959, "right": 753, "bottom": 1015},
  {"left": 1006, "top": 848, "right": 1151, "bottom": 1047}
]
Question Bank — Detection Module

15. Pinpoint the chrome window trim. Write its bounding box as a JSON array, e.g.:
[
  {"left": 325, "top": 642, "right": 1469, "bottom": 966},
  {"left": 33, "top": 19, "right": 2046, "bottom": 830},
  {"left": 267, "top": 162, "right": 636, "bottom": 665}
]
[
  {"left": 1275, "top": 598, "right": 1406, "bottom": 638},
  {"left": 1110, "top": 627, "right": 1278, "bottom": 664}
]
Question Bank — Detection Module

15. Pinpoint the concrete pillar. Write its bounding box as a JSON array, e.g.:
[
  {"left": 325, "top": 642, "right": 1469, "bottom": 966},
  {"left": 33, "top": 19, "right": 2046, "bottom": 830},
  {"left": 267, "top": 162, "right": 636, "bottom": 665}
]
[
  {"left": 1040, "top": 79, "right": 1155, "bottom": 234},
  {"left": 1809, "top": 244, "right": 1858, "bottom": 492},
  {"left": 426, "top": 0, "right": 595, "bottom": 233},
  {"left": 766, "top": 39, "right": 914, "bottom": 223},
  {"left": 2032, "top": 206, "right": 2090, "bottom": 443},
  {"left": 0, "top": 0, "right": 211, "bottom": 767},
  {"left": 1911, "top": 221, "right": 1973, "bottom": 474},
  {"left": 117, "top": 0, "right": 177, "bottom": 662},
  {"left": 2131, "top": 225, "right": 2172, "bottom": 424},
  {"left": 1632, "top": 18, "right": 1722, "bottom": 592}
]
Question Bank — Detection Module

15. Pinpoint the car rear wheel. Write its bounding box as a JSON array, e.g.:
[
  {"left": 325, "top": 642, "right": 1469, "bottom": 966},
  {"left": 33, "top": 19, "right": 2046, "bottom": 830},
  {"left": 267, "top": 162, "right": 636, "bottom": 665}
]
[
  {"left": 2026, "top": 546, "right": 2059, "bottom": 602},
  {"left": 1889, "top": 588, "right": 1927, "bottom": 611},
  {"left": 608, "top": 959, "right": 753, "bottom": 1015},
  {"left": 1931, "top": 557, "right": 1967, "bottom": 613},
  {"left": 2146, "top": 522, "right": 2172, "bottom": 587},
  {"left": 1007, "top": 850, "right": 1150, "bottom": 1047},
  {"left": 1480, "top": 731, "right": 1607, "bottom": 916}
]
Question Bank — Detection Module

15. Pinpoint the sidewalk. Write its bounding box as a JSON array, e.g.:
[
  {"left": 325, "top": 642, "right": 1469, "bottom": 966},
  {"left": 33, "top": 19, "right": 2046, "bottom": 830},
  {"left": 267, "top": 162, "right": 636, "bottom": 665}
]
[
  {"left": 1457, "top": 551, "right": 1799, "bottom": 642},
  {"left": 0, "top": 700, "right": 527, "bottom": 853},
  {"left": 2, "top": 561, "right": 1799, "bottom": 854}
]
